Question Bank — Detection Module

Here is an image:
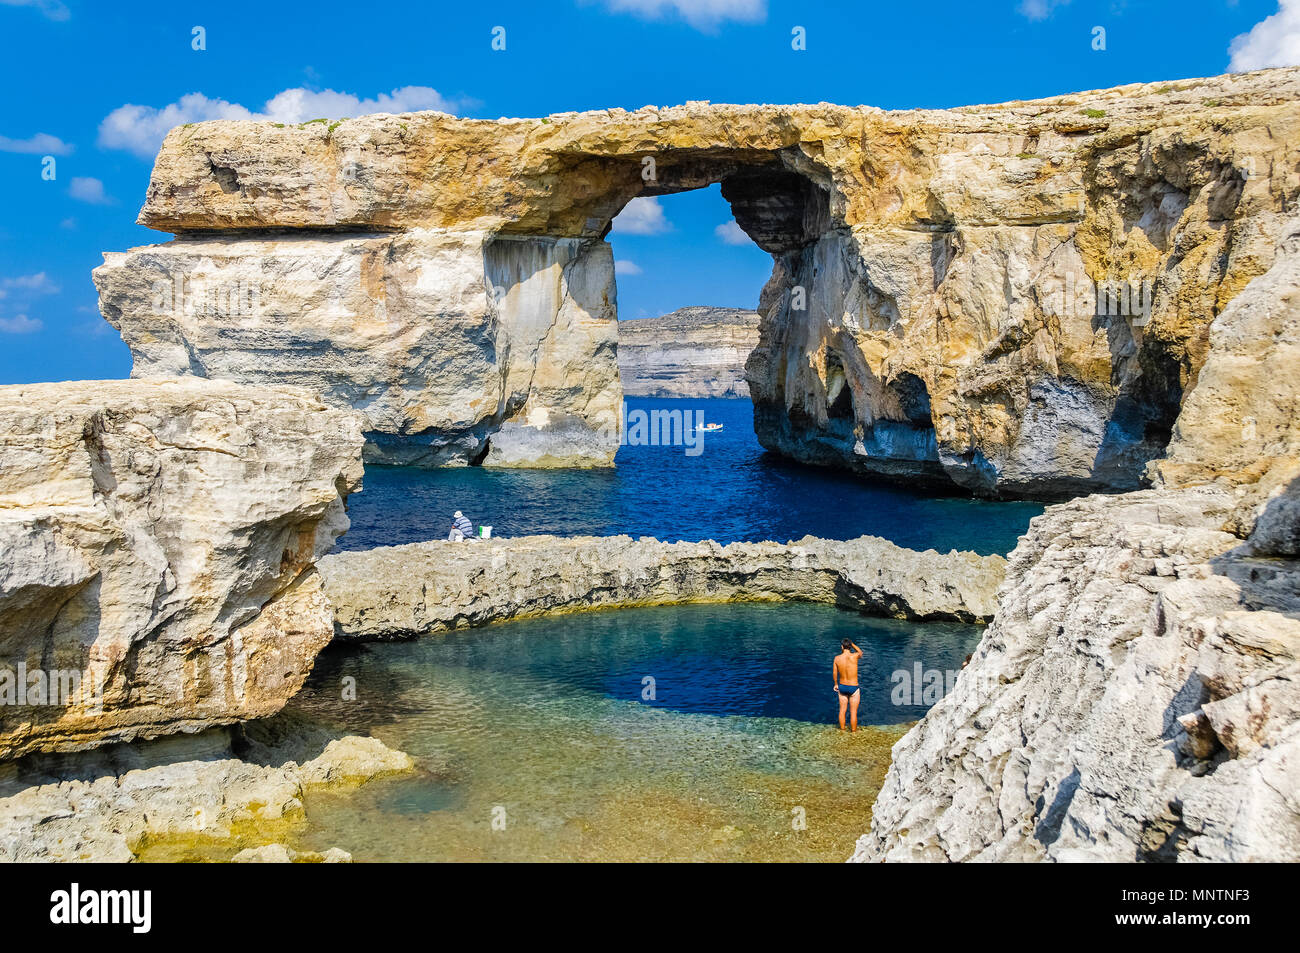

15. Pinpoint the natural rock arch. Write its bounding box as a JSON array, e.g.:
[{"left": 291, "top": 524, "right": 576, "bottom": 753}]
[{"left": 96, "top": 68, "right": 1300, "bottom": 498}]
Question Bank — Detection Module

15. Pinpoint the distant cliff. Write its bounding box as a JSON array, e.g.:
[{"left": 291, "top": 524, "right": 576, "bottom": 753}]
[{"left": 618, "top": 307, "right": 760, "bottom": 398}]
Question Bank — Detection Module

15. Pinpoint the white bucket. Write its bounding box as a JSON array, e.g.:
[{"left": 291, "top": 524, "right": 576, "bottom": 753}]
[{"left": 479, "top": 525, "right": 493, "bottom": 539}]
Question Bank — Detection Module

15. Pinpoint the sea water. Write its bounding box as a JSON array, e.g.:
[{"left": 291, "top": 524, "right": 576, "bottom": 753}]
[
  {"left": 137, "top": 604, "right": 982, "bottom": 862},
  {"left": 341, "top": 398, "right": 1043, "bottom": 555}
]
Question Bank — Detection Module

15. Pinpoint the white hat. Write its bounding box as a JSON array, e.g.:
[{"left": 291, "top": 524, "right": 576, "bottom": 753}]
[{"left": 454, "top": 511, "right": 463, "bottom": 518}]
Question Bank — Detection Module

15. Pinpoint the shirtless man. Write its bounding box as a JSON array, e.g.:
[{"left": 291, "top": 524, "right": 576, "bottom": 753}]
[{"left": 833, "top": 639, "right": 862, "bottom": 732}]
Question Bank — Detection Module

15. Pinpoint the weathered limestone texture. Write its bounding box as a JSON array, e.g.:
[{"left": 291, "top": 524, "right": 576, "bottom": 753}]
[
  {"left": 113, "top": 68, "right": 1300, "bottom": 494},
  {"left": 318, "top": 534, "right": 1006, "bottom": 638},
  {"left": 0, "top": 378, "right": 364, "bottom": 760},
  {"left": 0, "top": 719, "right": 413, "bottom": 862},
  {"left": 856, "top": 220, "right": 1300, "bottom": 862},
  {"left": 618, "top": 307, "right": 760, "bottom": 397},
  {"left": 95, "top": 232, "right": 620, "bottom": 468},
  {"left": 855, "top": 486, "right": 1300, "bottom": 862}
]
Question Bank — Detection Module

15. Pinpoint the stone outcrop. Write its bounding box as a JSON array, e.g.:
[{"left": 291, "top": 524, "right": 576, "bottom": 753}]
[
  {"left": 95, "top": 232, "right": 620, "bottom": 468},
  {"left": 618, "top": 307, "right": 760, "bottom": 398},
  {"left": 0, "top": 719, "right": 413, "bottom": 862},
  {"left": 855, "top": 485, "right": 1300, "bottom": 862},
  {"left": 0, "top": 378, "right": 364, "bottom": 760},
  {"left": 1152, "top": 217, "right": 1300, "bottom": 521},
  {"left": 856, "top": 220, "right": 1300, "bottom": 862},
  {"left": 318, "top": 534, "right": 1006, "bottom": 638},
  {"left": 110, "top": 68, "right": 1300, "bottom": 494}
]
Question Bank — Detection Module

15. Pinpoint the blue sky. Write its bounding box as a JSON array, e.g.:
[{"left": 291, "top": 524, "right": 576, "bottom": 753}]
[{"left": 0, "top": 0, "right": 1293, "bottom": 383}]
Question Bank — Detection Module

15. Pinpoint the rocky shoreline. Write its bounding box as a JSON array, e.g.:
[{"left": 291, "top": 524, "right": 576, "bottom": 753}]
[
  {"left": 0, "top": 716, "right": 414, "bottom": 862},
  {"left": 0, "top": 377, "right": 363, "bottom": 760},
  {"left": 853, "top": 484, "right": 1300, "bottom": 862},
  {"left": 319, "top": 533, "right": 1005, "bottom": 638},
  {"left": 1, "top": 69, "right": 1297, "bottom": 863}
]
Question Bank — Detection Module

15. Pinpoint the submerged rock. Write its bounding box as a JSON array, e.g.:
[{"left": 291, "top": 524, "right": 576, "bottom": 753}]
[
  {"left": 0, "top": 378, "right": 364, "bottom": 760},
  {"left": 618, "top": 307, "right": 760, "bottom": 398},
  {"left": 319, "top": 534, "right": 1006, "bottom": 638},
  {"left": 232, "top": 844, "right": 352, "bottom": 863},
  {"left": 111, "top": 68, "right": 1300, "bottom": 494}
]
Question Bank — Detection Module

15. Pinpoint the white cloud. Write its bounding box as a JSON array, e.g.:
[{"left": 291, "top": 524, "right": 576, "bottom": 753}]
[
  {"left": 614, "top": 259, "right": 643, "bottom": 275},
  {"left": 2, "top": 272, "right": 58, "bottom": 294},
  {"left": 600, "top": 0, "right": 766, "bottom": 31},
  {"left": 714, "top": 220, "right": 752, "bottom": 245},
  {"left": 1230, "top": 0, "right": 1300, "bottom": 71},
  {"left": 99, "top": 86, "right": 471, "bottom": 160},
  {"left": 1018, "top": 0, "right": 1070, "bottom": 20},
  {"left": 0, "top": 132, "right": 72, "bottom": 155},
  {"left": 0, "top": 314, "right": 43, "bottom": 334},
  {"left": 0, "top": 0, "right": 70, "bottom": 21},
  {"left": 611, "top": 197, "right": 672, "bottom": 235},
  {"left": 69, "top": 176, "right": 113, "bottom": 205},
  {"left": 98, "top": 93, "right": 255, "bottom": 160},
  {"left": 260, "top": 86, "right": 463, "bottom": 123}
]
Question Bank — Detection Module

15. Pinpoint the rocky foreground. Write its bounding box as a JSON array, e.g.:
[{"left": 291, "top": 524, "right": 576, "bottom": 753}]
[
  {"left": 319, "top": 534, "right": 1006, "bottom": 638},
  {"left": 856, "top": 216, "right": 1300, "bottom": 862},
  {"left": 618, "top": 307, "right": 760, "bottom": 398},
  {"left": 0, "top": 717, "right": 413, "bottom": 862},
  {"left": 0, "top": 378, "right": 363, "bottom": 759}
]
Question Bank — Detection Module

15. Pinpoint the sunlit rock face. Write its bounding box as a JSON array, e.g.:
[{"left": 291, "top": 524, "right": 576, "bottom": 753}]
[
  {"left": 95, "top": 231, "right": 620, "bottom": 468},
  {"left": 0, "top": 378, "right": 364, "bottom": 760},
  {"left": 618, "top": 307, "right": 760, "bottom": 398},
  {"left": 110, "top": 68, "right": 1299, "bottom": 491},
  {"left": 856, "top": 223, "right": 1300, "bottom": 862},
  {"left": 319, "top": 533, "right": 1007, "bottom": 638}
]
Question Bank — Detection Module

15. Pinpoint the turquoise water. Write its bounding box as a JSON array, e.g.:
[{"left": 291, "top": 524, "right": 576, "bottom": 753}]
[
  {"left": 256, "top": 603, "right": 983, "bottom": 862},
  {"left": 341, "top": 398, "right": 1042, "bottom": 555}
]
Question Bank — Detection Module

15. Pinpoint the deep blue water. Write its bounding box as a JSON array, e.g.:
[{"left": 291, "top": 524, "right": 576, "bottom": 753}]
[
  {"left": 299, "top": 602, "right": 983, "bottom": 728},
  {"left": 271, "top": 603, "right": 983, "bottom": 861},
  {"left": 340, "top": 398, "right": 1043, "bottom": 555}
]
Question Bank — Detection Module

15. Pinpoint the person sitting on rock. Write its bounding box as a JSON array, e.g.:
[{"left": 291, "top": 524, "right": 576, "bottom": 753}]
[{"left": 450, "top": 510, "right": 474, "bottom": 541}]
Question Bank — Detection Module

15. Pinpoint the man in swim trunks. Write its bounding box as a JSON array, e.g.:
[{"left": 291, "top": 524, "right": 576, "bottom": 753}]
[{"left": 833, "top": 639, "right": 862, "bottom": 732}]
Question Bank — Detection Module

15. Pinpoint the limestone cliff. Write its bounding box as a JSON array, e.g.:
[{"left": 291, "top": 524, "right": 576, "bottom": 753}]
[
  {"left": 0, "top": 378, "right": 363, "bottom": 759},
  {"left": 618, "top": 307, "right": 759, "bottom": 398},
  {"left": 111, "top": 68, "right": 1300, "bottom": 494},
  {"left": 856, "top": 219, "right": 1300, "bottom": 862},
  {"left": 95, "top": 232, "right": 620, "bottom": 468}
]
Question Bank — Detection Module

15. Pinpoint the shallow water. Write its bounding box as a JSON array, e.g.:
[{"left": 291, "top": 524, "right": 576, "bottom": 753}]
[
  {"left": 340, "top": 398, "right": 1043, "bottom": 556},
  {"left": 237, "top": 603, "right": 982, "bottom": 862}
]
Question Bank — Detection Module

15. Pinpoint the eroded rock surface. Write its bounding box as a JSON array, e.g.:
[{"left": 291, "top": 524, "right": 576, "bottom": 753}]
[
  {"left": 116, "top": 68, "right": 1300, "bottom": 494},
  {"left": 0, "top": 719, "right": 413, "bottom": 862},
  {"left": 0, "top": 378, "right": 364, "bottom": 759},
  {"left": 618, "top": 307, "right": 760, "bottom": 398},
  {"left": 854, "top": 486, "right": 1300, "bottom": 862},
  {"left": 95, "top": 232, "right": 620, "bottom": 468},
  {"left": 319, "top": 534, "right": 1006, "bottom": 638},
  {"left": 857, "top": 221, "right": 1300, "bottom": 862}
]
